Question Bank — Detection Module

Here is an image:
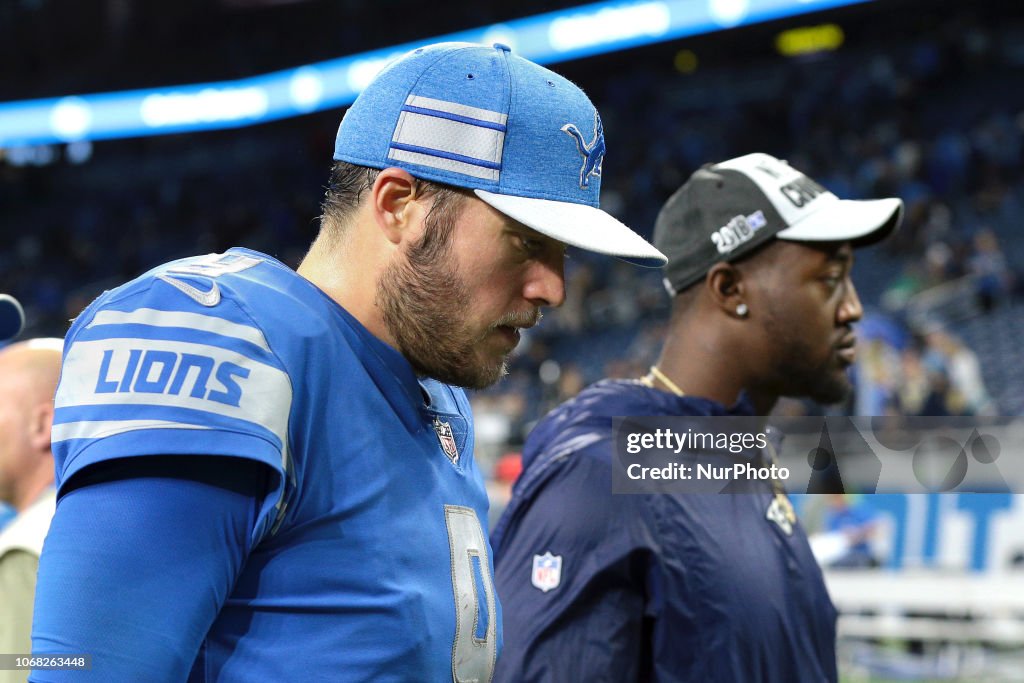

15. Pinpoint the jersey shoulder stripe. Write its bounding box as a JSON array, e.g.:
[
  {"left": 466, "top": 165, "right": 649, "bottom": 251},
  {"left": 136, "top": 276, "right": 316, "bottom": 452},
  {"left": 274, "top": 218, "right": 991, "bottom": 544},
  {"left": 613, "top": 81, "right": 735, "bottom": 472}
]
[
  {"left": 52, "top": 403, "right": 284, "bottom": 452},
  {"left": 89, "top": 307, "right": 271, "bottom": 352},
  {"left": 53, "top": 254, "right": 297, "bottom": 540}
]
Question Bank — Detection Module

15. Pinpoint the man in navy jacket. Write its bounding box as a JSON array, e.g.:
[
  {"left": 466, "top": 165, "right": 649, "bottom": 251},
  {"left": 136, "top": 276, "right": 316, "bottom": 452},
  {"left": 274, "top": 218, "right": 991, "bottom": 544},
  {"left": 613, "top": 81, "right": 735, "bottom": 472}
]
[{"left": 492, "top": 153, "right": 903, "bottom": 682}]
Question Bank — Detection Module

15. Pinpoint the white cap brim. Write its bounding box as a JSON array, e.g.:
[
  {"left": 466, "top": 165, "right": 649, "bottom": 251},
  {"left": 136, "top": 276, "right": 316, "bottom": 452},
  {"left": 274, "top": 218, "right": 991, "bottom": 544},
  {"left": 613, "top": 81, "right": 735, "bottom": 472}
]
[
  {"left": 475, "top": 189, "right": 667, "bottom": 267},
  {"left": 776, "top": 196, "right": 903, "bottom": 246}
]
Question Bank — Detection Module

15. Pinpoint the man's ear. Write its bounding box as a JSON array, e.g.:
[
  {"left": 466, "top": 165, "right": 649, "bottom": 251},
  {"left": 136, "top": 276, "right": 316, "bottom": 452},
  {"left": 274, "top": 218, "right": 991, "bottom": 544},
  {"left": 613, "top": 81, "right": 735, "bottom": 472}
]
[
  {"left": 28, "top": 401, "right": 54, "bottom": 452},
  {"left": 705, "top": 262, "right": 748, "bottom": 319},
  {"left": 371, "top": 168, "right": 430, "bottom": 245}
]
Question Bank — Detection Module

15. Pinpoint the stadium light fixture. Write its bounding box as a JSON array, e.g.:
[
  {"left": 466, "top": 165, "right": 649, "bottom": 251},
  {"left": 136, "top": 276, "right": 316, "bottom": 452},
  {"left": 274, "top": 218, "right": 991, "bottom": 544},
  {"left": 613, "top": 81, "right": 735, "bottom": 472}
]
[{"left": 0, "top": 0, "right": 873, "bottom": 150}]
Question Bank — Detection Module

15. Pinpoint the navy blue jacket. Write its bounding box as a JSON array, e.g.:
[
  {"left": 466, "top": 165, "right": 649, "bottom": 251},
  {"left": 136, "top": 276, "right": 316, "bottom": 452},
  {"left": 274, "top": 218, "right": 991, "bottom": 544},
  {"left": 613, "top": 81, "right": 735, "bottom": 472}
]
[{"left": 492, "top": 379, "right": 837, "bottom": 683}]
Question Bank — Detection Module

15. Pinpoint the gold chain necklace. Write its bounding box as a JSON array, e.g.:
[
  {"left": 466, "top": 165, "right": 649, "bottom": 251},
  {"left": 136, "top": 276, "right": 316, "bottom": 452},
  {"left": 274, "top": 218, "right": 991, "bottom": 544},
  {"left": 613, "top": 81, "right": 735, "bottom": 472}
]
[
  {"left": 640, "top": 367, "right": 795, "bottom": 528},
  {"left": 639, "top": 366, "right": 685, "bottom": 396}
]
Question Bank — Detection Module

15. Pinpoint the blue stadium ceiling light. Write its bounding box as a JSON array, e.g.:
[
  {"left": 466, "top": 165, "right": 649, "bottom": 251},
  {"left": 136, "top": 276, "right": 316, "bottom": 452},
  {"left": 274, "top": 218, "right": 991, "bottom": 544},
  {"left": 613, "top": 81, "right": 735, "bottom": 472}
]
[{"left": 0, "top": 0, "right": 872, "bottom": 149}]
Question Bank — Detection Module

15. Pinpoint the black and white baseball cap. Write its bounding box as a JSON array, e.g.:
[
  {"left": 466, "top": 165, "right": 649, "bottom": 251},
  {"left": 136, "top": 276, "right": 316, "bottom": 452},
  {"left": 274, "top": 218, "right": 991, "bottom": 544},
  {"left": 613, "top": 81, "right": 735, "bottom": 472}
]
[{"left": 653, "top": 153, "right": 903, "bottom": 295}]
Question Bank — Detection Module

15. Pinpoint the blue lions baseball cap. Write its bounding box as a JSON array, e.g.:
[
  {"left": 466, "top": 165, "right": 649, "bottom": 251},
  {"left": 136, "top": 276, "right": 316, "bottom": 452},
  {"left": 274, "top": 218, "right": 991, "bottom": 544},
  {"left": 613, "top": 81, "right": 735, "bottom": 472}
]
[{"left": 333, "top": 42, "right": 666, "bottom": 267}]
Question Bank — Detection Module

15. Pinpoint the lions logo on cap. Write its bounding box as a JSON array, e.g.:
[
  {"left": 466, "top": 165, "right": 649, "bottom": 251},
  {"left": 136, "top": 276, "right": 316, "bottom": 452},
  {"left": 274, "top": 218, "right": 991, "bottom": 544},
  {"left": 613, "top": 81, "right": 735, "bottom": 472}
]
[{"left": 561, "top": 111, "right": 605, "bottom": 190}]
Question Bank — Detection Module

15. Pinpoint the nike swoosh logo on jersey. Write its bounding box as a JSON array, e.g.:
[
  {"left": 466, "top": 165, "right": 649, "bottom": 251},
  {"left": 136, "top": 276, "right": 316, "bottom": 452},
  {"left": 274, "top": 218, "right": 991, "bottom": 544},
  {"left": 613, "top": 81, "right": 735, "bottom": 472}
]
[{"left": 157, "top": 274, "right": 221, "bottom": 307}]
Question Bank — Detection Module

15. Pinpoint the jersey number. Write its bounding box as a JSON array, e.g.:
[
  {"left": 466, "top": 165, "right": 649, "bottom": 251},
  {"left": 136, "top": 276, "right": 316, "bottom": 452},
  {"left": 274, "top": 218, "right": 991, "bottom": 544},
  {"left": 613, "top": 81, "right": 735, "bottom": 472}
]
[{"left": 444, "top": 505, "right": 497, "bottom": 683}]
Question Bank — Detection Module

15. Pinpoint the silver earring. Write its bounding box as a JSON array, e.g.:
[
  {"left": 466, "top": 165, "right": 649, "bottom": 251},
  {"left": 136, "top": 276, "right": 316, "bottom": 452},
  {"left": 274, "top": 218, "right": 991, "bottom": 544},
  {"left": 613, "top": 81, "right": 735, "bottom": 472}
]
[{"left": 736, "top": 303, "right": 748, "bottom": 317}]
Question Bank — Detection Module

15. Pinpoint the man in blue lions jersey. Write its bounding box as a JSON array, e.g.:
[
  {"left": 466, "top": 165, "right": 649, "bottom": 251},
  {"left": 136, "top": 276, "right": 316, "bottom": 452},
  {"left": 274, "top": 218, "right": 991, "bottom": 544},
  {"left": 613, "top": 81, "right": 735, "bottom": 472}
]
[
  {"left": 30, "top": 43, "right": 665, "bottom": 682},
  {"left": 492, "top": 153, "right": 903, "bottom": 682}
]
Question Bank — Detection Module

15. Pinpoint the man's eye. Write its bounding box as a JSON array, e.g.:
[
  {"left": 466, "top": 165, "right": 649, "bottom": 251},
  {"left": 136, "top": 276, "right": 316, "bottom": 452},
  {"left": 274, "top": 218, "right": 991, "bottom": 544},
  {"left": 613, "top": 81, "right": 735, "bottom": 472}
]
[{"left": 518, "top": 236, "right": 542, "bottom": 254}]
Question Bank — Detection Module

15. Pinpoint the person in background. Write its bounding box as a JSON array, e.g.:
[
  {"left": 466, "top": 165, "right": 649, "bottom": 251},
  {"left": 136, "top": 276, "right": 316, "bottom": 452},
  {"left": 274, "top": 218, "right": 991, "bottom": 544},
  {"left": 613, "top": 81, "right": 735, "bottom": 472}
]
[{"left": 0, "top": 339, "right": 62, "bottom": 683}]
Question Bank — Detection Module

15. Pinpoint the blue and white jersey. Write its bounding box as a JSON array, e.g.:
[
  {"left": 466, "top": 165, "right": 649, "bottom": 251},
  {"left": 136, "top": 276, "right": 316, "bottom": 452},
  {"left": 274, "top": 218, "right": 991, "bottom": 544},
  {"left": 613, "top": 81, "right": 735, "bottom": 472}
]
[{"left": 52, "top": 248, "right": 500, "bottom": 682}]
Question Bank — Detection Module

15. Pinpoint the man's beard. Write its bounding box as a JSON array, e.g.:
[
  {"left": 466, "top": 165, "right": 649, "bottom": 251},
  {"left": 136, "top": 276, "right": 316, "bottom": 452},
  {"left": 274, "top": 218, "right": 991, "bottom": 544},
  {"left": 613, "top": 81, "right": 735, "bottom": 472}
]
[
  {"left": 761, "top": 305, "right": 852, "bottom": 406},
  {"left": 376, "top": 226, "right": 537, "bottom": 390},
  {"left": 771, "top": 338, "right": 852, "bottom": 405}
]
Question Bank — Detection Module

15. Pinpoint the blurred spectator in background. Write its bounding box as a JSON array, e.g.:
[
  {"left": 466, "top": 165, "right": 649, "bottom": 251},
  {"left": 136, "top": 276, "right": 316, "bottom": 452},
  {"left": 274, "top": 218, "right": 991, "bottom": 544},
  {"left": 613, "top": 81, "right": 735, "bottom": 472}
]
[
  {"left": 897, "top": 346, "right": 931, "bottom": 415},
  {"left": 0, "top": 338, "right": 62, "bottom": 683},
  {"left": 969, "top": 228, "right": 1014, "bottom": 311},
  {"left": 853, "top": 319, "right": 996, "bottom": 417},
  {"left": 922, "top": 327, "right": 995, "bottom": 416},
  {"left": 486, "top": 452, "right": 523, "bottom": 531},
  {"left": 810, "top": 494, "right": 883, "bottom": 569}
]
